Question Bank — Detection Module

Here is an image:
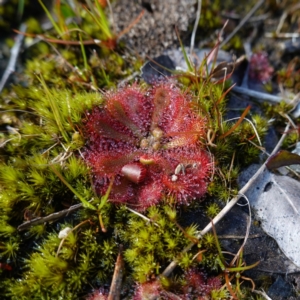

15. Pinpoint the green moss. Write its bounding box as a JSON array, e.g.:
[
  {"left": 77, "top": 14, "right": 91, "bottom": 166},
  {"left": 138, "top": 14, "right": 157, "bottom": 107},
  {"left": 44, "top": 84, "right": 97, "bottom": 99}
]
[
  {"left": 211, "top": 289, "right": 230, "bottom": 299},
  {"left": 0, "top": 237, "right": 20, "bottom": 260},
  {"left": 206, "top": 203, "right": 221, "bottom": 219}
]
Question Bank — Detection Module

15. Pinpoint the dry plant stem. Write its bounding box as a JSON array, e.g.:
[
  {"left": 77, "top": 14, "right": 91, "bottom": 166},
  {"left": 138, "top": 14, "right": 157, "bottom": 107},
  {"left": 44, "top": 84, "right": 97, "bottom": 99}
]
[
  {"left": 220, "top": 0, "right": 265, "bottom": 49},
  {"left": 108, "top": 246, "right": 124, "bottom": 300},
  {"left": 232, "top": 86, "right": 283, "bottom": 104},
  {"left": 18, "top": 201, "right": 160, "bottom": 232},
  {"left": 126, "top": 207, "right": 159, "bottom": 227},
  {"left": 218, "top": 234, "right": 261, "bottom": 239},
  {"left": 13, "top": 32, "right": 102, "bottom": 46},
  {"left": 265, "top": 32, "right": 300, "bottom": 38},
  {"left": 225, "top": 117, "right": 262, "bottom": 146},
  {"left": 275, "top": 2, "right": 300, "bottom": 35},
  {"left": 231, "top": 205, "right": 251, "bottom": 266},
  {"left": 234, "top": 87, "right": 300, "bottom": 119},
  {"left": 106, "top": 0, "right": 116, "bottom": 34},
  {"left": 0, "top": 23, "right": 27, "bottom": 93},
  {"left": 227, "top": 151, "right": 235, "bottom": 187},
  {"left": 253, "top": 289, "right": 273, "bottom": 300},
  {"left": 192, "top": 249, "right": 207, "bottom": 262},
  {"left": 17, "top": 201, "right": 87, "bottom": 231},
  {"left": 14, "top": 10, "right": 145, "bottom": 48},
  {"left": 116, "top": 10, "right": 145, "bottom": 40},
  {"left": 283, "top": 111, "right": 298, "bottom": 126},
  {"left": 190, "top": 0, "right": 202, "bottom": 55},
  {"left": 221, "top": 12, "right": 269, "bottom": 23},
  {"left": 206, "top": 129, "right": 216, "bottom": 147},
  {"left": 161, "top": 123, "right": 290, "bottom": 277},
  {"left": 219, "top": 105, "right": 251, "bottom": 139}
]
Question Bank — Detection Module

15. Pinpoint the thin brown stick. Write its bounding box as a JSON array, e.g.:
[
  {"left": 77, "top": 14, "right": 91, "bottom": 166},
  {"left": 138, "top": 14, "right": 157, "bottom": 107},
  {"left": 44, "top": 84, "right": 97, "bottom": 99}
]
[
  {"left": 253, "top": 289, "right": 273, "bottom": 300},
  {"left": 275, "top": 2, "right": 300, "bottom": 35},
  {"left": 108, "top": 246, "right": 124, "bottom": 300},
  {"left": 14, "top": 9, "right": 145, "bottom": 48},
  {"left": 265, "top": 32, "right": 300, "bottom": 38},
  {"left": 0, "top": 23, "right": 27, "bottom": 93},
  {"left": 116, "top": 10, "right": 145, "bottom": 40},
  {"left": 218, "top": 234, "right": 261, "bottom": 239},
  {"left": 220, "top": 0, "right": 265, "bottom": 48},
  {"left": 232, "top": 86, "right": 283, "bottom": 104},
  {"left": 13, "top": 30, "right": 101, "bottom": 45},
  {"left": 219, "top": 105, "right": 251, "bottom": 139},
  {"left": 17, "top": 201, "right": 89, "bottom": 231}
]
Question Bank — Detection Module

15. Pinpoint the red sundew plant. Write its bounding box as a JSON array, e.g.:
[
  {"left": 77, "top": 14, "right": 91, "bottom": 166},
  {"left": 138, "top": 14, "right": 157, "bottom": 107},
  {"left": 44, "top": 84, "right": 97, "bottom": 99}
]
[
  {"left": 133, "top": 280, "right": 161, "bottom": 300},
  {"left": 182, "top": 268, "right": 222, "bottom": 297},
  {"left": 249, "top": 51, "right": 274, "bottom": 83},
  {"left": 85, "top": 287, "right": 108, "bottom": 300},
  {"left": 132, "top": 269, "right": 222, "bottom": 299},
  {"left": 83, "top": 81, "right": 212, "bottom": 211}
]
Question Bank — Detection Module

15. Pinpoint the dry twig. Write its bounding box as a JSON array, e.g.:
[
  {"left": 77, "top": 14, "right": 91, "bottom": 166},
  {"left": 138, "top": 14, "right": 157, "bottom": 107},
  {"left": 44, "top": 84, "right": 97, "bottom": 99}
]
[
  {"left": 108, "top": 246, "right": 124, "bottom": 300},
  {"left": 220, "top": 0, "right": 264, "bottom": 48},
  {"left": 17, "top": 201, "right": 89, "bottom": 231},
  {"left": 253, "top": 289, "right": 273, "bottom": 300},
  {"left": 0, "top": 23, "right": 27, "bottom": 93}
]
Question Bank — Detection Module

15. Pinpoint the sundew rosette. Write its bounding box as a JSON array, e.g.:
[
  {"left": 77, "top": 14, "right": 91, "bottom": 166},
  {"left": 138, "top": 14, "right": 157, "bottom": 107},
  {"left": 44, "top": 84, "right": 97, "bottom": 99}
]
[{"left": 83, "top": 82, "right": 212, "bottom": 211}]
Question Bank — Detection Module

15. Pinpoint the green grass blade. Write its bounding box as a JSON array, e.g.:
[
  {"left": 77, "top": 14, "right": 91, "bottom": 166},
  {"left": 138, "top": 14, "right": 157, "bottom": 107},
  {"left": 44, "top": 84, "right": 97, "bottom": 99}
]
[
  {"left": 50, "top": 165, "right": 96, "bottom": 210},
  {"left": 37, "top": 75, "right": 70, "bottom": 143},
  {"left": 17, "top": 0, "right": 25, "bottom": 20},
  {"left": 79, "top": 33, "right": 88, "bottom": 70},
  {"left": 175, "top": 27, "right": 193, "bottom": 73},
  {"left": 38, "top": 0, "right": 64, "bottom": 36}
]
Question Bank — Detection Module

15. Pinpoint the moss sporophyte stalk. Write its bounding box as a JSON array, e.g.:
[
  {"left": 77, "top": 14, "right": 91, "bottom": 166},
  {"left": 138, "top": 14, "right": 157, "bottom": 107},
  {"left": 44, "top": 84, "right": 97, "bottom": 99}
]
[{"left": 83, "top": 81, "right": 212, "bottom": 211}]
